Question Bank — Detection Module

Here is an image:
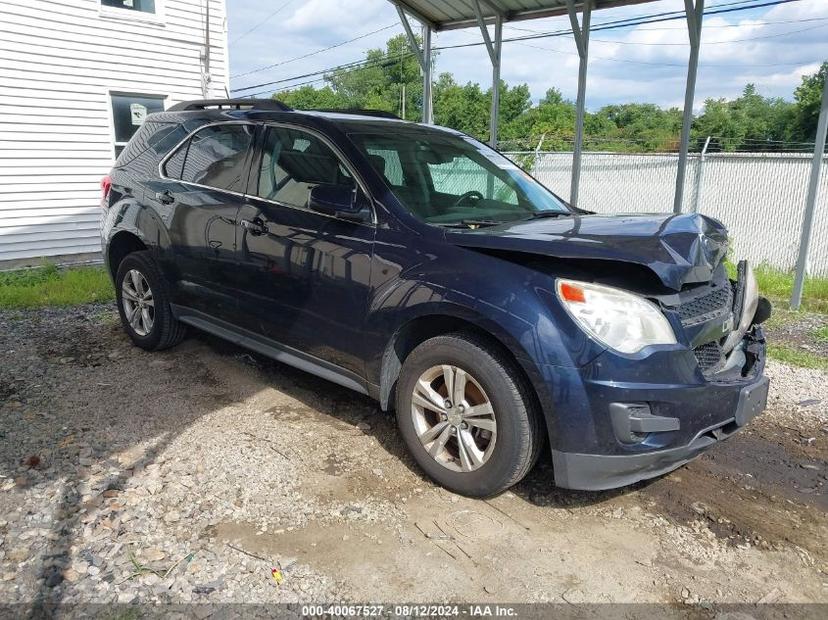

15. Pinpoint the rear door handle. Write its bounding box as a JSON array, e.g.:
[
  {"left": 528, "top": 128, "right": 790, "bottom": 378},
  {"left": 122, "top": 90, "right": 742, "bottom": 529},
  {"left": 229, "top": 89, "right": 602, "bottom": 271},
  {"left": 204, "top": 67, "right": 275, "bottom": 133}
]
[
  {"left": 155, "top": 190, "right": 175, "bottom": 205},
  {"left": 240, "top": 217, "right": 267, "bottom": 236}
]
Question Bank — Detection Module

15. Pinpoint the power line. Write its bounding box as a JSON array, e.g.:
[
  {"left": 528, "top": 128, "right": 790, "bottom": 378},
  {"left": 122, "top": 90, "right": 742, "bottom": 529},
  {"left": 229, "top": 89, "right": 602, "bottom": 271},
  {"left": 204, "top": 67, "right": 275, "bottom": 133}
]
[
  {"left": 230, "top": 0, "right": 295, "bottom": 45},
  {"left": 231, "top": 23, "right": 399, "bottom": 81},
  {"left": 590, "top": 21, "right": 827, "bottom": 45},
  {"left": 232, "top": 0, "right": 812, "bottom": 97},
  {"left": 512, "top": 40, "right": 814, "bottom": 68},
  {"left": 507, "top": 15, "right": 828, "bottom": 34},
  {"left": 238, "top": 54, "right": 402, "bottom": 96}
]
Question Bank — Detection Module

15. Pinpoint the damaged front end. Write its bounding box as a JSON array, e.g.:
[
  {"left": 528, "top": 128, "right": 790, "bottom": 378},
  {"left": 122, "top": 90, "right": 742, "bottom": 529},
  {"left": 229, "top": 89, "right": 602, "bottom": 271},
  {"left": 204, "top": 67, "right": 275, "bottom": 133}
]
[
  {"left": 549, "top": 260, "right": 773, "bottom": 491},
  {"left": 658, "top": 259, "right": 772, "bottom": 381}
]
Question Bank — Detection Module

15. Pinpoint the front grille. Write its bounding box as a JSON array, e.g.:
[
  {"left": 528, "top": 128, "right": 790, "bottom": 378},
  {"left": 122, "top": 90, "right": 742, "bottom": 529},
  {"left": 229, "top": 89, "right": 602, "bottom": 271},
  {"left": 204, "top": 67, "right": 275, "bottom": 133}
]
[
  {"left": 677, "top": 285, "right": 733, "bottom": 326},
  {"left": 694, "top": 341, "right": 724, "bottom": 374}
]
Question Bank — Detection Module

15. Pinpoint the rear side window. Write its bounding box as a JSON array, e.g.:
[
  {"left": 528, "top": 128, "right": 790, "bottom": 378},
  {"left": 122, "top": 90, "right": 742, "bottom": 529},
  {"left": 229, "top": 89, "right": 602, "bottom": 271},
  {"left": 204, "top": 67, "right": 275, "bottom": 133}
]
[{"left": 163, "top": 124, "right": 255, "bottom": 193}]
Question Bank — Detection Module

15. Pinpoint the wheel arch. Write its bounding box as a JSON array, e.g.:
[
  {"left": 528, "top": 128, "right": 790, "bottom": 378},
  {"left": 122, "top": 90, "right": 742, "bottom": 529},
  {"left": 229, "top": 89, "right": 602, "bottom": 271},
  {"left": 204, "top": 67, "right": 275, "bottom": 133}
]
[
  {"left": 378, "top": 311, "right": 552, "bottom": 441},
  {"left": 106, "top": 231, "right": 148, "bottom": 279}
]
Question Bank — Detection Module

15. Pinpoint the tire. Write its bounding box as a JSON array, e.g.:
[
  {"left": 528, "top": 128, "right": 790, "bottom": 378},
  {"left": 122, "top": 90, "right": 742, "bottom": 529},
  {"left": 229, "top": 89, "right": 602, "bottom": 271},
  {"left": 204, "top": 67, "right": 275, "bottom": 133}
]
[
  {"left": 396, "top": 332, "right": 542, "bottom": 497},
  {"left": 114, "top": 251, "right": 186, "bottom": 351}
]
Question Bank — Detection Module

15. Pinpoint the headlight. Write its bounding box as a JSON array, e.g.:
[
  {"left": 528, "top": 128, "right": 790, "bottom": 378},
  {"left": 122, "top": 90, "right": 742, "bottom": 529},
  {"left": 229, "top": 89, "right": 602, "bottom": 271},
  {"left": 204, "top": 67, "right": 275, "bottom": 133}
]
[{"left": 556, "top": 278, "right": 677, "bottom": 354}]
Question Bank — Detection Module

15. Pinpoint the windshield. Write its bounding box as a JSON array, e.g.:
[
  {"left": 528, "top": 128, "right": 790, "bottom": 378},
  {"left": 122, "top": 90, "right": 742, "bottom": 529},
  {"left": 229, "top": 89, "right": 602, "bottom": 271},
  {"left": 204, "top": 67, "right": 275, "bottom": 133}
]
[{"left": 348, "top": 129, "right": 570, "bottom": 226}]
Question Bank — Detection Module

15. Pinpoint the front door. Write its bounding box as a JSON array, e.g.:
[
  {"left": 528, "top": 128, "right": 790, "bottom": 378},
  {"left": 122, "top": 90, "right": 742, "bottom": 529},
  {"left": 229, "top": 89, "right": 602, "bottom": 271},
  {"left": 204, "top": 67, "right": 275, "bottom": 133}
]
[{"left": 233, "top": 124, "right": 376, "bottom": 378}]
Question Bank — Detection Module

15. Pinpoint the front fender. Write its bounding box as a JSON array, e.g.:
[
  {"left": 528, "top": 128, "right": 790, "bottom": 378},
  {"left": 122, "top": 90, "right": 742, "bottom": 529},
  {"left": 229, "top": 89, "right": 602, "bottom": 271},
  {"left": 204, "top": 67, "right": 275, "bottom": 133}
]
[{"left": 364, "top": 249, "right": 605, "bottom": 436}]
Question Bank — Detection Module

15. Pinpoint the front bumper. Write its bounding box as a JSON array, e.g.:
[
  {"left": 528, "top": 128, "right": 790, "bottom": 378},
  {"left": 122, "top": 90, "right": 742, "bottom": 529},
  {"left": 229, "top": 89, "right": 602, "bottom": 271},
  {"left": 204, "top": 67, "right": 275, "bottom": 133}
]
[{"left": 552, "top": 374, "right": 769, "bottom": 491}]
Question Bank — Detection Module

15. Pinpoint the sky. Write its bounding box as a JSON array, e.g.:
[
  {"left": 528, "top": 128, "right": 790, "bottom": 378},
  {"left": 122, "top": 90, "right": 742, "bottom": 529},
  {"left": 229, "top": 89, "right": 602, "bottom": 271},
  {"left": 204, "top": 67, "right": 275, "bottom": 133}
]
[{"left": 226, "top": 0, "right": 828, "bottom": 111}]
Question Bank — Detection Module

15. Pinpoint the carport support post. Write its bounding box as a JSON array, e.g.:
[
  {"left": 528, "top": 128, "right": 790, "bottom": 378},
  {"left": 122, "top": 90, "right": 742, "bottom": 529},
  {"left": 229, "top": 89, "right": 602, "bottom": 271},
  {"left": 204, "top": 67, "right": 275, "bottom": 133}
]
[
  {"left": 472, "top": 1, "right": 503, "bottom": 148},
  {"left": 490, "top": 16, "right": 503, "bottom": 148},
  {"left": 394, "top": 3, "right": 433, "bottom": 123},
  {"left": 791, "top": 74, "right": 828, "bottom": 310},
  {"left": 674, "top": 0, "right": 705, "bottom": 214},
  {"left": 565, "top": 0, "right": 591, "bottom": 208},
  {"left": 422, "top": 25, "right": 433, "bottom": 124}
]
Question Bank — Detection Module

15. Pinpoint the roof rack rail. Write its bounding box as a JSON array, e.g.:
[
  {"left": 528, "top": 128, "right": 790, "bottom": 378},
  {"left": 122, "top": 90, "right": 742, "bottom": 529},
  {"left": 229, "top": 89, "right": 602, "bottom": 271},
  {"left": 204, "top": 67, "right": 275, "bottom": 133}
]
[
  {"left": 168, "top": 98, "right": 292, "bottom": 112},
  {"left": 310, "top": 108, "right": 401, "bottom": 120}
]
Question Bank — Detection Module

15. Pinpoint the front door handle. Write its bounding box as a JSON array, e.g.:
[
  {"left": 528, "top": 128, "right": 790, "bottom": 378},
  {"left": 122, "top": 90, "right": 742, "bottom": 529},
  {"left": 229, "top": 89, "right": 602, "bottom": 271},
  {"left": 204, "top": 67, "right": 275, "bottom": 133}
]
[
  {"left": 155, "top": 190, "right": 175, "bottom": 205},
  {"left": 240, "top": 217, "right": 267, "bottom": 236}
]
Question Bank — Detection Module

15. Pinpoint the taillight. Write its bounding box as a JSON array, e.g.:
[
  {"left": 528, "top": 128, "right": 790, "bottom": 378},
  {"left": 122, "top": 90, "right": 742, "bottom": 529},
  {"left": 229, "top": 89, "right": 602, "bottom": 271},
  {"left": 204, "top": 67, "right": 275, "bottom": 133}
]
[{"left": 101, "top": 175, "right": 112, "bottom": 209}]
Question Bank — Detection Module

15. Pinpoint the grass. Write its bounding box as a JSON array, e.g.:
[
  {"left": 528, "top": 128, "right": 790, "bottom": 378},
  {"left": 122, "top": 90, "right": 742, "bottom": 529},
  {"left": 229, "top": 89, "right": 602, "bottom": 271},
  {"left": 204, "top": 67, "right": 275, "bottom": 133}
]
[
  {"left": 0, "top": 263, "right": 114, "bottom": 309},
  {"left": 812, "top": 325, "right": 828, "bottom": 343},
  {"left": 767, "top": 343, "right": 828, "bottom": 371},
  {"left": 725, "top": 262, "right": 828, "bottom": 314}
]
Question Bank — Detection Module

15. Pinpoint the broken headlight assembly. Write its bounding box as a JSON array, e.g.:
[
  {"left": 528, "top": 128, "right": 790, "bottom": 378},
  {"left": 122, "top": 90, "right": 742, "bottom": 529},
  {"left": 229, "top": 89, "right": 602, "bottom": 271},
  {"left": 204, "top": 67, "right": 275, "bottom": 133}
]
[{"left": 556, "top": 279, "right": 677, "bottom": 354}]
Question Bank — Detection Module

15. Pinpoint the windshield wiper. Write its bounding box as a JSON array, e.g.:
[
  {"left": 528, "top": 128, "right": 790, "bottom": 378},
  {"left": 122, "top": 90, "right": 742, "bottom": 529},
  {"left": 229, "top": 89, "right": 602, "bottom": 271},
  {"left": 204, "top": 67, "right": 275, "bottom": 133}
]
[
  {"left": 439, "top": 219, "right": 505, "bottom": 229},
  {"left": 522, "top": 211, "right": 571, "bottom": 220}
]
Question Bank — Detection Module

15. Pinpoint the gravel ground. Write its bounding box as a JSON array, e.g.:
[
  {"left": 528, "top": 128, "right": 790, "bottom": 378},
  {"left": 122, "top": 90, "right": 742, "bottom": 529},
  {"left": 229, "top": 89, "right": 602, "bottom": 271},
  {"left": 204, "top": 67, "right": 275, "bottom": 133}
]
[
  {"left": 764, "top": 309, "right": 828, "bottom": 357},
  {"left": 0, "top": 304, "right": 826, "bottom": 614}
]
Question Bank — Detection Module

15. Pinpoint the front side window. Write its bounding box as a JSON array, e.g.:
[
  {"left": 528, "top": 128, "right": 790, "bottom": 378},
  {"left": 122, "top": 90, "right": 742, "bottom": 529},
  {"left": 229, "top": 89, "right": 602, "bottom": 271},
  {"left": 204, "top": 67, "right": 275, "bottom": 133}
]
[
  {"left": 349, "top": 129, "right": 569, "bottom": 226},
  {"left": 255, "top": 126, "right": 355, "bottom": 209},
  {"left": 111, "top": 93, "right": 165, "bottom": 157},
  {"left": 164, "top": 124, "right": 254, "bottom": 193},
  {"left": 102, "top": 0, "right": 156, "bottom": 14}
]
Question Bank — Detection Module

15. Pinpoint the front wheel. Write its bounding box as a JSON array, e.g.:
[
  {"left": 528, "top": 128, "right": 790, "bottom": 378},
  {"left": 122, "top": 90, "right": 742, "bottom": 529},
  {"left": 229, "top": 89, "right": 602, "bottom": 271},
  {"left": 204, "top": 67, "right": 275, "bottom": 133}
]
[
  {"left": 115, "top": 251, "right": 185, "bottom": 351},
  {"left": 396, "top": 333, "right": 542, "bottom": 497}
]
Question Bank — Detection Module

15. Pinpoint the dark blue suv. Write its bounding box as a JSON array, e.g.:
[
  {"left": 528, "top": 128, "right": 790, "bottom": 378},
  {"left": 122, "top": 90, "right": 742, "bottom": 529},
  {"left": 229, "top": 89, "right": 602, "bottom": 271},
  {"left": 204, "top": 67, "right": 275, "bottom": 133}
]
[{"left": 101, "top": 99, "right": 771, "bottom": 497}]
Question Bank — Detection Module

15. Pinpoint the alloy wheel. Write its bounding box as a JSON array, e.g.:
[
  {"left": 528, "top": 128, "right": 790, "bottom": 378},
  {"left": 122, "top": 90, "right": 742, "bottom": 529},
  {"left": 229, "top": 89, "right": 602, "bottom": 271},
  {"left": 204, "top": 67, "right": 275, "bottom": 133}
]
[
  {"left": 121, "top": 269, "right": 155, "bottom": 337},
  {"left": 410, "top": 364, "right": 497, "bottom": 472}
]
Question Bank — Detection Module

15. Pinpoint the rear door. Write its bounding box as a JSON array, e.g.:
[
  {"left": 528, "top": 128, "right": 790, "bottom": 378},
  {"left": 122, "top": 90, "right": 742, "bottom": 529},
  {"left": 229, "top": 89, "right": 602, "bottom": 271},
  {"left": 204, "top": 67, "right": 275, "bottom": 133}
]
[
  {"left": 149, "top": 122, "right": 255, "bottom": 319},
  {"left": 233, "top": 124, "right": 376, "bottom": 378}
]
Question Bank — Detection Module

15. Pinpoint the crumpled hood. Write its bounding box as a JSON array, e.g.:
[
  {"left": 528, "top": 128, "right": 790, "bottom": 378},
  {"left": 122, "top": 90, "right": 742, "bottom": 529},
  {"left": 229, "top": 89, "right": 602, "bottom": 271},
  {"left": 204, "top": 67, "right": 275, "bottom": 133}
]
[{"left": 446, "top": 212, "right": 728, "bottom": 291}]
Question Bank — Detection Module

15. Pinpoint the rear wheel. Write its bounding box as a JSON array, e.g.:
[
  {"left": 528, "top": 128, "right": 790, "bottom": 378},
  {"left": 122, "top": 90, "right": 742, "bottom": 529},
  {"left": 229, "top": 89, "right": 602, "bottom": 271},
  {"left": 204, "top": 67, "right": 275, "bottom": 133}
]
[
  {"left": 396, "top": 333, "right": 542, "bottom": 497},
  {"left": 115, "top": 251, "right": 185, "bottom": 351}
]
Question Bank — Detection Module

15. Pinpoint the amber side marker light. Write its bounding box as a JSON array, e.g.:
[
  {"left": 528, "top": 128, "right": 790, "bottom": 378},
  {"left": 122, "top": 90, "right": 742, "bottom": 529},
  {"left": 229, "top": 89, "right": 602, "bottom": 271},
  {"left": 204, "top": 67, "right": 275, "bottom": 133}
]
[{"left": 559, "top": 282, "right": 586, "bottom": 303}]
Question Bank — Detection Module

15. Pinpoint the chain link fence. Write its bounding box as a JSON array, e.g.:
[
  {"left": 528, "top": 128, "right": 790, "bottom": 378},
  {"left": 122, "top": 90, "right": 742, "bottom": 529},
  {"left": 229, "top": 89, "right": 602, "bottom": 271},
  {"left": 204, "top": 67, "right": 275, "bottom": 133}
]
[{"left": 504, "top": 149, "right": 828, "bottom": 276}]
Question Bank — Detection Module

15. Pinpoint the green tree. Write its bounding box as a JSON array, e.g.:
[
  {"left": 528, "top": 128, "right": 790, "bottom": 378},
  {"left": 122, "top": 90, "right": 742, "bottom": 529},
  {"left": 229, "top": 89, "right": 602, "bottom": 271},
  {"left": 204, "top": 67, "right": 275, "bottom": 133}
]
[
  {"left": 514, "top": 88, "right": 577, "bottom": 150},
  {"left": 433, "top": 73, "right": 489, "bottom": 138},
  {"left": 278, "top": 85, "right": 347, "bottom": 110},
  {"left": 691, "top": 84, "right": 795, "bottom": 151},
  {"left": 590, "top": 103, "right": 682, "bottom": 151},
  {"left": 792, "top": 61, "right": 827, "bottom": 142},
  {"left": 327, "top": 34, "right": 426, "bottom": 120}
]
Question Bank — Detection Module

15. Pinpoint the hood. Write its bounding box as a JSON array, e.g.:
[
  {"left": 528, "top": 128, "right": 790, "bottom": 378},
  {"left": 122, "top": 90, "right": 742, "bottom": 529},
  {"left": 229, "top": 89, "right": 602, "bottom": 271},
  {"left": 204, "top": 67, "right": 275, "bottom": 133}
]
[{"left": 446, "top": 213, "right": 728, "bottom": 291}]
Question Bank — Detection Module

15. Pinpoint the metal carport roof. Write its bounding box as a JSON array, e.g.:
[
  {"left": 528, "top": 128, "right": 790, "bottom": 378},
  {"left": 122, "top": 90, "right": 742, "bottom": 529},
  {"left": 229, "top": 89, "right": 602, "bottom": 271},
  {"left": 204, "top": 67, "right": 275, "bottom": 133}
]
[{"left": 392, "top": 0, "right": 656, "bottom": 31}]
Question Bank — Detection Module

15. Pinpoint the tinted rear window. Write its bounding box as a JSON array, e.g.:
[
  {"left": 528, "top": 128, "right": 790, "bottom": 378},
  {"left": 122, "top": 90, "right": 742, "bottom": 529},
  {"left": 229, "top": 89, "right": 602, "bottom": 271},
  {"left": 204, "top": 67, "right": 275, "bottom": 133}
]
[{"left": 165, "top": 124, "right": 255, "bottom": 193}]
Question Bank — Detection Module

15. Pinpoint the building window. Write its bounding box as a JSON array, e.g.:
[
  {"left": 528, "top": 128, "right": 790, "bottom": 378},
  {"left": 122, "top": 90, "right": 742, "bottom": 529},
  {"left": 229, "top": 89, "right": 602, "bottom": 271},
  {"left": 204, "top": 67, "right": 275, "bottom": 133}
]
[
  {"left": 111, "top": 94, "right": 165, "bottom": 157},
  {"left": 102, "top": 0, "right": 156, "bottom": 14}
]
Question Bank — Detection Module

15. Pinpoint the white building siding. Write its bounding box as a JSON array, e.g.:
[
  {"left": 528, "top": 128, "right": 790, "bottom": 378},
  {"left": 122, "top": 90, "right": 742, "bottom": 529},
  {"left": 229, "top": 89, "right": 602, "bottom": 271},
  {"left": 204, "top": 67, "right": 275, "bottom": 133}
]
[{"left": 0, "top": 0, "right": 229, "bottom": 264}]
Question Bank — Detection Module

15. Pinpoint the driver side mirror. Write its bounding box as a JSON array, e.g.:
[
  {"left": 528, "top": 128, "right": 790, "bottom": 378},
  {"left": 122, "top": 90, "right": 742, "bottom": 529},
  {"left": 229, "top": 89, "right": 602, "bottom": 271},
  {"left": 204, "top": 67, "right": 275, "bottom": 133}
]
[{"left": 308, "top": 184, "right": 371, "bottom": 224}]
